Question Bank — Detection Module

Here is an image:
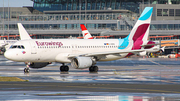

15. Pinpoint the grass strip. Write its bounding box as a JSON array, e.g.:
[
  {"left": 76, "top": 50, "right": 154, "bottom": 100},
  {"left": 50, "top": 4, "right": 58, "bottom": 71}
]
[{"left": 0, "top": 77, "right": 28, "bottom": 82}]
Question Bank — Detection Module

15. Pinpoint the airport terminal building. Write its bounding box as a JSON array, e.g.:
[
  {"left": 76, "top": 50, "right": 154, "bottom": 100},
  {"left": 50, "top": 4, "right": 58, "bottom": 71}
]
[{"left": 0, "top": 0, "right": 180, "bottom": 49}]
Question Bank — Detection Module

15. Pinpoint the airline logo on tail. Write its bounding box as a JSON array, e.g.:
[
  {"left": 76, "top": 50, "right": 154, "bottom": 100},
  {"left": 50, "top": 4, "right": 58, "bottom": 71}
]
[
  {"left": 80, "top": 24, "right": 93, "bottom": 39},
  {"left": 129, "top": 7, "right": 153, "bottom": 50}
]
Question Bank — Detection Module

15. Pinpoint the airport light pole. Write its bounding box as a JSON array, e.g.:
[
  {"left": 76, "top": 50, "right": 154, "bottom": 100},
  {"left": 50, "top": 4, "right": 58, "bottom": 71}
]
[
  {"left": 148, "top": 0, "right": 150, "bottom": 6},
  {"left": 3, "top": 0, "right": 4, "bottom": 37},
  {"left": 141, "top": 0, "right": 144, "bottom": 14},
  {"left": 85, "top": 0, "right": 86, "bottom": 26},
  {"left": 8, "top": 0, "right": 9, "bottom": 40},
  {"left": 79, "top": 0, "right": 81, "bottom": 37}
]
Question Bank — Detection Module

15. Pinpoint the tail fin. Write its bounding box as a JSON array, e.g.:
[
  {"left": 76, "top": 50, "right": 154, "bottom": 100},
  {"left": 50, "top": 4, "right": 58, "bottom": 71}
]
[
  {"left": 17, "top": 23, "right": 32, "bottom": 40},
  {"left": 127, "top": 7, "right": 153, "bottom": 42},
  {"left": 80, "top": 24, "right": 93, "bottom": 39}
]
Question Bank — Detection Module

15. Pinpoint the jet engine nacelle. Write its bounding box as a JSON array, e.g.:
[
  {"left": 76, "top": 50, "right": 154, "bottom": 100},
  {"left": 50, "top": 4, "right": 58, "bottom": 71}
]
[
  {"left": 29, "top": 62, "right": 49, "bottom": 68},
  {"left": 71, "top": 57, "right": 93, "bottom": 69},
  {"left": 137, "top": 51, "right": 147, "bottom": 56}
]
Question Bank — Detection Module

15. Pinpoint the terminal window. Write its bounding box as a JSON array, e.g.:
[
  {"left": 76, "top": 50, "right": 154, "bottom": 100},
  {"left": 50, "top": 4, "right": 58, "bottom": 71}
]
[
  {"left": 169, "top": 9, "right": 174, "bottom": 16},
  {"left": 175, "top": 9, "right": 180, "bottom": 16},
  {"left": 163, "top": 9, "right": 168, "bottom": 16},
  {"left": 157, "top": 9, "right": 162, "bottom": 16}
]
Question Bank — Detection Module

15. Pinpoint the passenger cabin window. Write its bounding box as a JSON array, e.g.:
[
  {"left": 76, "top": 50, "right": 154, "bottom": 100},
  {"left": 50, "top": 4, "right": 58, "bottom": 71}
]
[{"left": 11, "top": 45, "right": 25, "bottom": 49}]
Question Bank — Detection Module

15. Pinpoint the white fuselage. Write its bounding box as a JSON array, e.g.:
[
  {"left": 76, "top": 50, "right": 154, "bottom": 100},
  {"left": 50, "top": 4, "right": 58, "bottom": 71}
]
[{"left": 5, "top": 39, "right": 133, "bottom": 63}]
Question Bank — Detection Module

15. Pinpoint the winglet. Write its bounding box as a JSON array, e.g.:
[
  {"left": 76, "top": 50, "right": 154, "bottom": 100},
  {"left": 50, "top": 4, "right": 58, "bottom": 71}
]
[
  {"left": 80, "top": 24, "right": 93, "bottom": 39},
  {"left": 17, "top": 23, "right": 32, "bottom": 40}
]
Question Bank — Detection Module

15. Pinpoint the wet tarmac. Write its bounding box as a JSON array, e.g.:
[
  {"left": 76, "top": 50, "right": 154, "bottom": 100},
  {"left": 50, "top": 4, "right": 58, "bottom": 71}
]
[{"left": 1, "top": 55, "right": 180, "bottom": 100}]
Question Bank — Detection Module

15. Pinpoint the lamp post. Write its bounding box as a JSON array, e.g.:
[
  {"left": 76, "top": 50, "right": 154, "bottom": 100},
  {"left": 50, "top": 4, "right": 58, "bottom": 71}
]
[
  {"left": 79, "top": 0, "right": 81, "bottom": 37},
  {"left": 8, "top": 0, "right": 9, "bottom": 40},
  {"left": 85, "top": 0, "right": 86, "bottom": 26},
  {"left": 3, "top": 0, "right": 4, "bottom": 37}
]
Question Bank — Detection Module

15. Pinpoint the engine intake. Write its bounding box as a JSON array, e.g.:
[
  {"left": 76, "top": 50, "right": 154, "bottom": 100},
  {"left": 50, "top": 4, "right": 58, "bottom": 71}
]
[{"left": 71, "top": 57, "right": 93, "bottom": 69}]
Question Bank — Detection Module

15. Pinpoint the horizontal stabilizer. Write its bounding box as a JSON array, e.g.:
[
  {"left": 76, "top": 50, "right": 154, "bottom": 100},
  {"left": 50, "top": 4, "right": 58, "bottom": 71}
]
[
  {"left": 141, "top": 44, "right": 159, "bottom": 47},
  {"left": 141, "top": 42, "right": 176, "bottom": 47},
  {"left": 161, "top": 46, "right": 166, "bottom": 52}
]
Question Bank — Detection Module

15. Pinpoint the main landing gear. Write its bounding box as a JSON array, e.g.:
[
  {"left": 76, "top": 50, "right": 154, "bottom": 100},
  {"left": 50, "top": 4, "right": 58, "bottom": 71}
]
[
  {"left": 60, "top": 64, "right": 69, "bottom": 72},
  {"left": 89, "top": 66, "right": 98, "bottom": 72},
  {"left": 60, "top": 63, "right": 98, "bottom": 72}
]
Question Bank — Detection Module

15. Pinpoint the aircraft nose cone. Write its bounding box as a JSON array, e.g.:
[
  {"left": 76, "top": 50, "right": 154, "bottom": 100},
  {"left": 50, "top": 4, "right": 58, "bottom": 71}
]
[{"left": 4, "top": 51, "right": 12, "bottom": 60}]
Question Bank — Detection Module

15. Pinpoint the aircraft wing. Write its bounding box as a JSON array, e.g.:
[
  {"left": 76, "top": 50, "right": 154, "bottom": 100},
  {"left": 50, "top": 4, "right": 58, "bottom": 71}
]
[{"left": 68, "top": 49, "right": 144, "bottom": 58}]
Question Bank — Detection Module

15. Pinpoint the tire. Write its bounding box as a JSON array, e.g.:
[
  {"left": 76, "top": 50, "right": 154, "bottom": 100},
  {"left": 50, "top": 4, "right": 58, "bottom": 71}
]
[
  {"left": 64, "top": 66, "right": 69, "bottom": 72},
  {"left": 24, "top": 68, "right": 27, "bottom": 73},
  {"left": 60, "top": 66, "right": 64, "bottom": 71},
  {"left": 26, "top": 68, "right": 30, "bottom": 73},
  {"left": 89, "top": 66, "right": 94, "bottom": 72},
  {"left": 93, "top": 66, "right": 98, "bottom": 72},
  {"left": 24, "top": 68, "right": 30, "bottom": 73}
]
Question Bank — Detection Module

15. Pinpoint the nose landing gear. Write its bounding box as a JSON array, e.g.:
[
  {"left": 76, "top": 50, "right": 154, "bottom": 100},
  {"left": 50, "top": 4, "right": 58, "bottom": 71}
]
[
  {"left": 24, "top": 62, "right": 30, "bottom": 73},
  {"left": 24, "top": 68, "right": 30, "bottom": 73}
]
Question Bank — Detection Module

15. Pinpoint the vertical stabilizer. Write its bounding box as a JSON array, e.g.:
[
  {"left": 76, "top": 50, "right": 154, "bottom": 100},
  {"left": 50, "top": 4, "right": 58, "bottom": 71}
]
[
  {"left": 80, "top": 24, "right": 93, "bottom": 39},
  {"left": 17, "top": 23, "right": 32, "bottom": 40},
  {"left": 128, "top": 7, "right": 153, "bottom": 42}
]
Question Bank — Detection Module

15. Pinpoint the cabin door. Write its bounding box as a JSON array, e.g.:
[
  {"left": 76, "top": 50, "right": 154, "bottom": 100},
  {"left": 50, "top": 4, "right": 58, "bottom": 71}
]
[{"left": 29, "top": 42, "right": 37, "bottom": 54}]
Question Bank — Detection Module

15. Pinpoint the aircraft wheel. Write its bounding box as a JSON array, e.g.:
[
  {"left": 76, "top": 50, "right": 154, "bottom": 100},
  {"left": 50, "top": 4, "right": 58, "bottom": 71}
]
[
  {"left": 93, "top": 66, "right": 98, "bottom": 72},
  {"left": 64, "top": 66, "right": 69, "bottom": 72},
  {"left": 89, "top": 66, "right": 98, "bottom": 72},
  {"left": 24, "top": 68, "right": 30, "bottom": 73},
  {"left": 60, "top": 66, "right": 69, "bottom": 72},
  {"left": 60, "top": 66, "right": 65, "bottom": 71},
  {"left": 89, "top": 66, "right": 94, "bottom": 72}
]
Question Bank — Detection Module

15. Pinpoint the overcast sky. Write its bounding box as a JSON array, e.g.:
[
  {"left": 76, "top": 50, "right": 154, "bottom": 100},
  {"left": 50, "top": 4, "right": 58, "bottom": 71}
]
[{"left": 0, "top": 0, "right": 33, "bottom": 7}]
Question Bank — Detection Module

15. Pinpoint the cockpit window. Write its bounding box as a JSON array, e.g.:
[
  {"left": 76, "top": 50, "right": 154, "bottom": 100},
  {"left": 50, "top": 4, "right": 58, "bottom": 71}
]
[
  {"left": 21, "top": 46, "right": 25, "bottom": 49},
  {"left": 10, "top": 45, "right": 25, "bottom": 49},
  {"left": 12, "top": 46, "right": 17, "bottom": 48}
]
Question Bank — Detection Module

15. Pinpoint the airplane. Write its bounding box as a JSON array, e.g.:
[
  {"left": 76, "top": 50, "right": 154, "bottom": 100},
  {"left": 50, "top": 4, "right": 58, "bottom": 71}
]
[
  {"left": 4, "top": 7, "right": 156, "bottom": 73},
  {"left": 0, "top": 39, "right": 17, "bottom": 52}
]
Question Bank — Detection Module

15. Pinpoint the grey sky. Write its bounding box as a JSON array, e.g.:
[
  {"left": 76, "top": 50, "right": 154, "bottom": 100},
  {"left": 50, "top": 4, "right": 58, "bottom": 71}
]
[{"left": 0, "top": 0, "right": 33, "bottom": 7}]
